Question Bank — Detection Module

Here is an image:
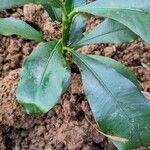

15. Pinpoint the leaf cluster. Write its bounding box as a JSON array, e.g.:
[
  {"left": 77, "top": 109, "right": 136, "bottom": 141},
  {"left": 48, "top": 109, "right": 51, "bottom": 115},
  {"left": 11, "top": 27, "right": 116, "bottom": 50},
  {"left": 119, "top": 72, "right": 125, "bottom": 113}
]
[{"left": 0, "top": 0, "right": 150, "bottom": 149}]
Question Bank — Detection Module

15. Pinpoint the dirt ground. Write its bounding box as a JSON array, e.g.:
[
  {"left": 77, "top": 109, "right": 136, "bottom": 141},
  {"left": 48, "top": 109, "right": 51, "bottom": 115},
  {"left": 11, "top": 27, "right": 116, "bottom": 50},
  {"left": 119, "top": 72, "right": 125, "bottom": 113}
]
[{"left": 0, "top": 3, "right": 150, "bottom": 150}]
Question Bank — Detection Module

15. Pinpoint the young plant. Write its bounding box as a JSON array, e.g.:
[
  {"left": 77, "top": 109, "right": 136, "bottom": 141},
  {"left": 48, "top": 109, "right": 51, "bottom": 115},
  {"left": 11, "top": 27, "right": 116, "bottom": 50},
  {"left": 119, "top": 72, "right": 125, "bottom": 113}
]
[{"left": 0, "top": 0, "right": 150, "bottom": 149}]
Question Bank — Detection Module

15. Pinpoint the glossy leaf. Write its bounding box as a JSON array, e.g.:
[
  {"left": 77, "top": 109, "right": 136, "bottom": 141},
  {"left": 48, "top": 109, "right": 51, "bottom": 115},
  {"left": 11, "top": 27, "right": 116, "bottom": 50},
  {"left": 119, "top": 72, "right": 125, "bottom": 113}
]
[
  {"left": 43, "top": 5, "right": 61, "bottom": 22},
  {"left": 0, "top": 17, "right": 44, "bottom": 42},
  {"left": 89, "top": 55, "right": 140, "bottom": 88},
  {"left": 47, "top": 0, "right": 62, "bottom": 8},
  {"left": 16, "top": 41, "right": 71, "bottom": 114},
  {"left": 69, "top": 14, "right": 87, "bottom": 46},
  {"left": 64, "top": 0, "right": 87, "bottom": 46},
  {"left": 71, "top": 50, "right": 150, "bottom": 150},
  {"left": 65, "top": 0, "right": 86, "bottom": 13},
  {"left": 76, "top": 0, "right": 150, "bottom": 43},
  {"left": 0, "top": 0, "right": 62, "bottom": 10},
  {"left": 76, "top": 19, "right": 138, "bottom": 46}
]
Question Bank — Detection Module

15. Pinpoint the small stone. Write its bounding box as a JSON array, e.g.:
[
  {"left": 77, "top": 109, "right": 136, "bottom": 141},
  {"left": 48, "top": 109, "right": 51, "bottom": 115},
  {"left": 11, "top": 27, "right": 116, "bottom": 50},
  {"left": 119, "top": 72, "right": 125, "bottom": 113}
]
[{"left": 104, "top": 46, "right": 116, "bottom": 56}]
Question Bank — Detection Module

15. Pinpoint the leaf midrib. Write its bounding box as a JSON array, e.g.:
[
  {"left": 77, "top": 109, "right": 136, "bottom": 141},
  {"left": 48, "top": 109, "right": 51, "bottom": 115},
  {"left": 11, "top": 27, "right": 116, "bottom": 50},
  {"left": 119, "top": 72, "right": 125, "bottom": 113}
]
[
  {"left": 78, "top": 28, "right": 127, "bottom": 45},
  {"left": 38, "top": 41, "right": 61, "bottom": 88}
]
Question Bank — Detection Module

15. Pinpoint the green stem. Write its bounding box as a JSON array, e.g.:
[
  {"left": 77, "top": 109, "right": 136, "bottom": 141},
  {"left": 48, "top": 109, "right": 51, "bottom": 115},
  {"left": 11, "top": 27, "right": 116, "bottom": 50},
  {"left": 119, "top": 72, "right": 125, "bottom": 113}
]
[
  {"left": 68, "top": 10, "right": 78, "bottom": 21},
  {"left": 62, "top": 5, "right": 70, "bottom": 49},
  {"left": 61, "top": 6, "right": 77, "bottom": 52}
]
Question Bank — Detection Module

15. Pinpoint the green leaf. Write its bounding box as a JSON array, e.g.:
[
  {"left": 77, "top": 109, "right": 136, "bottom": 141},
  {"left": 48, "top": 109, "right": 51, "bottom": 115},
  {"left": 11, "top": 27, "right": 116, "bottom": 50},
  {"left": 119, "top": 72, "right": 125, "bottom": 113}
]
[
  {"left": 76, "top": 19, "right": 138, "bottom": 46},
  {"left": 71, "top": 50, "right": 150, "bottom": 150},
  {"left": 46, "top": 0, "right": 62, "bottom": 8},
  {"left": 65, "top": 0, "right": 86, "bottom": 13},
  {"left": 0, "top": 17, "right": 44, "bottom": 42},
  {"left": 76, "top": 0, "right": 150, "bottom": 43},
  {"left": 0, "top": 0, "right": 34, "bottom": 9},
  {"left": 43, "top": 5, "right": 61, "bottom": 22},
  {"left": 16, "top": 41, "right": 71, "bottom": 114},
  {"left": 88, "top": 55, "right": 140, "bottom": 88},
  {"left": 64, "top": 0, "right": 87, "bottom": 46},
  {"left": 0, "top": 0, "right": 62, "bottom": 10},
  {"left": 69, "top": 14, "right": 87, "bottom": 46}
]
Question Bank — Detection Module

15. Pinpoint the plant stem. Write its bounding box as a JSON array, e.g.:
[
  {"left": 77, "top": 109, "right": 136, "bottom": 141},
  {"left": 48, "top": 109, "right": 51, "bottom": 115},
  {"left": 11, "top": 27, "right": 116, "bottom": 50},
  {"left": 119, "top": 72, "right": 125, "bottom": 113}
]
[
  {"left": 68, "top": 10, "right": 78, "bottom": 21},
  {"left": 62, "top": 5, "right": 70, "bottom": 49},
  {"left": 61, "top": 5, "right": 77, "bottom": 52}
]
